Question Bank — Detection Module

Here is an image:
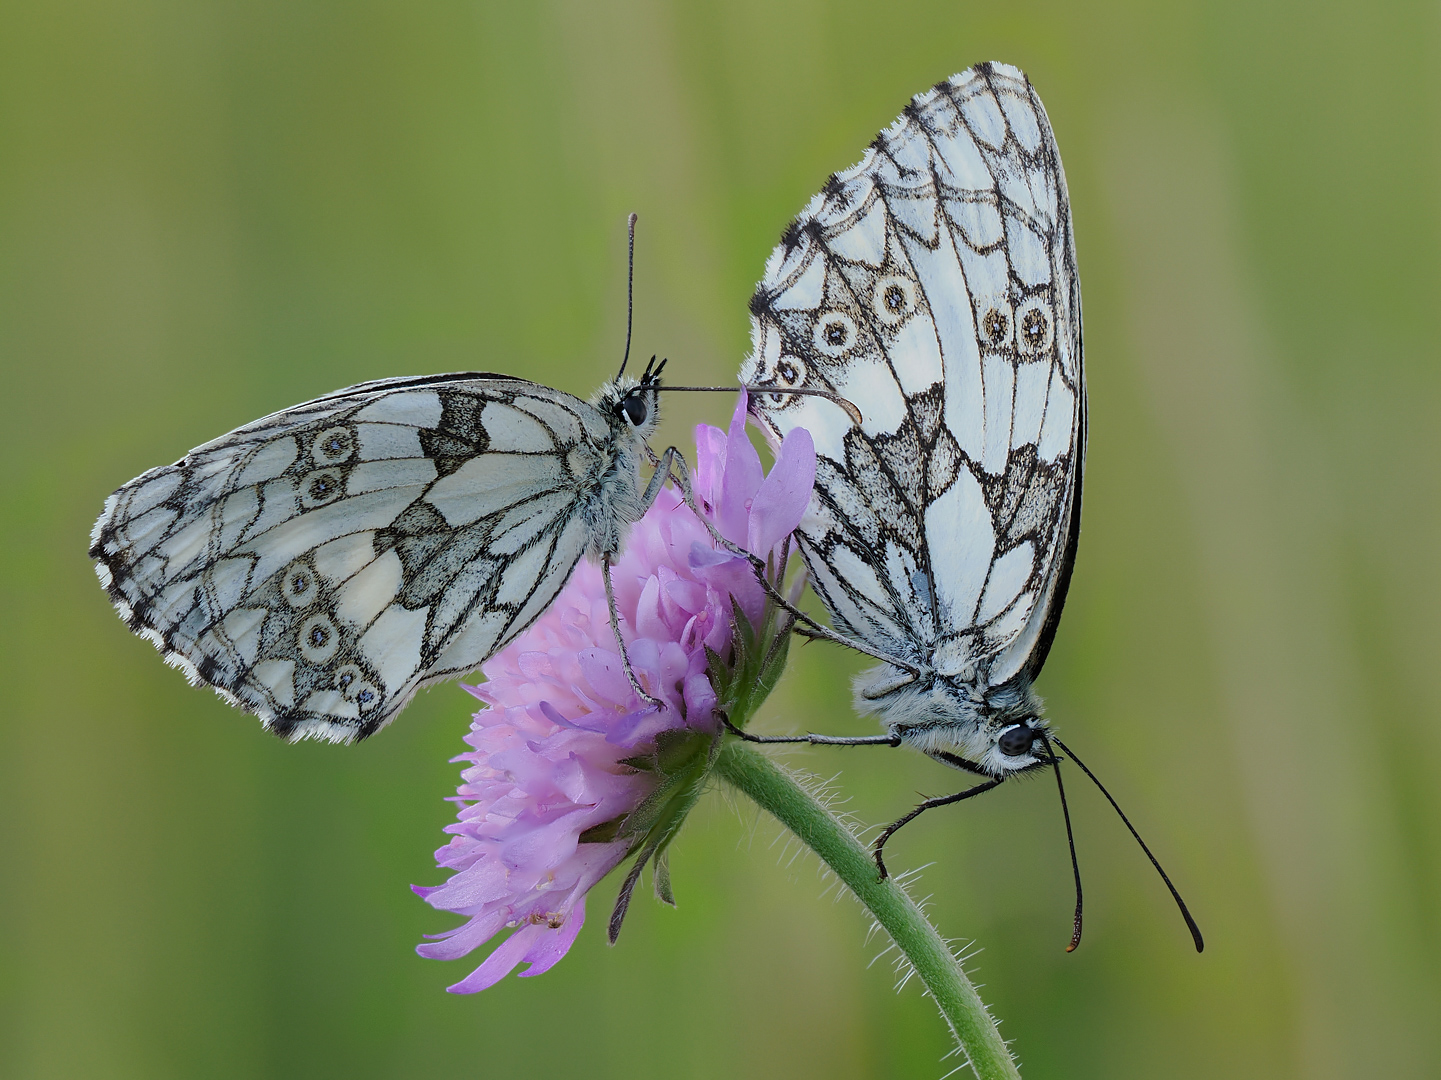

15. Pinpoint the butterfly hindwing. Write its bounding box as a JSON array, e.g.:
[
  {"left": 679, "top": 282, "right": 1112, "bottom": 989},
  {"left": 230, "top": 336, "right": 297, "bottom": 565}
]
[
  {"left": 746, "top": 62, "right": 1084, "bottom": 689},
  {"left": 92, "top": 375, "right": 613, "bottom": 743}
]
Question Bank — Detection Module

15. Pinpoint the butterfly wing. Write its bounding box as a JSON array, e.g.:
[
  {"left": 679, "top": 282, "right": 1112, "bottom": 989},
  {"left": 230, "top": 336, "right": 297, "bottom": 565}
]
[
  {"left": 745, "top": 63, "right": 1084, "bottom": 688},
  {"left": 92, "top": 374, "right": 614, "bottom": 742}
]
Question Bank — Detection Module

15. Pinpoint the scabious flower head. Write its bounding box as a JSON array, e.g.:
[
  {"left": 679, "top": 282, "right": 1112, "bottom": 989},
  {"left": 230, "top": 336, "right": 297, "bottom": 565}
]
[{"left": 414, "top": 395, "right": 815, "bottom": 993}]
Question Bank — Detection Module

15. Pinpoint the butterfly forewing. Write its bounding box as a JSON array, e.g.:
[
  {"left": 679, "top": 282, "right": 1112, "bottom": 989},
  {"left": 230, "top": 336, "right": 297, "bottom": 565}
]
[
  {"left": 92, "top": 375, "right": 623, "bottom": 743},
  {"left": 746, "top": 62, "right": 1084, "bottom": 690}
]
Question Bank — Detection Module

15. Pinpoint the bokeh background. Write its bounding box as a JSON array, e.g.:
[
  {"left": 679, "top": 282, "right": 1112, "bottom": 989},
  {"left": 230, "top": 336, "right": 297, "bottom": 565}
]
[{"left": 3, "top": 2, "right": 1438, "bottom": 1077}]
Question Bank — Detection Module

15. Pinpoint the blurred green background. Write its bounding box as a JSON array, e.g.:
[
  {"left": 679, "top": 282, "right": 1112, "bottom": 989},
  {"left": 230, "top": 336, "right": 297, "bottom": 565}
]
[{"left": 3, "top": 1, "right": 1438, "bottom": 1077}]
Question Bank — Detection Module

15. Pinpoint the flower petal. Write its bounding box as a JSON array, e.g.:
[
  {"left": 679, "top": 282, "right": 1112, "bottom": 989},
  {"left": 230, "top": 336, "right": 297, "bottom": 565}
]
[
  {"left": 747, "top": 425, "right": 816, "bottom": 557},
  {"left": 717, "top": 393, "right": 762, "bottom": 545},
  {"left": 446, "top": 923, "right": 547, "bottom": 993},
  {"left": 417, "top": 909, "right": 507, "bottom": 962},
  {"left": 634, "top": 575, "right": 668, "bottom": 641},
  {"left": 577, "top": 648, "right": 636, "bottom": 707},
  {"left": 692, "top": 423, "right": 728, "bottom": 508},
  {"left": 518, "top": 897, "right": 587, "bottom": 978},
  {"left": 665, "top": 577, "right": 708, "bottom": 615}
]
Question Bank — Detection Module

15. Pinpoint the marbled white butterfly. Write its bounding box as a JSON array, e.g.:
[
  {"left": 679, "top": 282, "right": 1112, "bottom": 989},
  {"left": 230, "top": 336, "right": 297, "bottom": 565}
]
[
  {"left": 735, "top": 62, "right": 1201, "bottom": 951},
  {"left": 91, "top": 356, "right": 679, "bottom": 744}
]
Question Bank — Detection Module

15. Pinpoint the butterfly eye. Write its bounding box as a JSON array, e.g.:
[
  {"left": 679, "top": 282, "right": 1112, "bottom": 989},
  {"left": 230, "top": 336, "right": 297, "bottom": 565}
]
[
  {"left": 618, "top": 394, "right": 649, "bottom": 427},
  {"left": 872, "top": 276, "right": 915, "bottom": 327},
  {"left": 814, "top": 312, "right": 857, "bottom": 356},
  {"left": 1015, "top": 299, "right": 1054, "bottom": 354},
  {"left": 997, "top": 722, "right": 1036, "bottom": 757}
]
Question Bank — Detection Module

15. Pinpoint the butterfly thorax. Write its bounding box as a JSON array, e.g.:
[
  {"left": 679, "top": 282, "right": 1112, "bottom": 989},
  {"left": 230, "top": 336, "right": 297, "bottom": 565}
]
[
  {"left": 580, "top": 374, "right": 662, "bottom": 560},
  {"left": 855, "top": 663, "right": 1049, "bottom": 777}
]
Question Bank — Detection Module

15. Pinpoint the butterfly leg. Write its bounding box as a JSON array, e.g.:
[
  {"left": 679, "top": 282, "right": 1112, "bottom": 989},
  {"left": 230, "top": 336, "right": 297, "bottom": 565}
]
[
  {"left": 592, "top": 447, "right": 684, "bottom": 713},
  {"left": 638, "top": 444, "right": 679, "bottom": 511},
  {"left": 873, "top": 777, "right": 1006, "bottom": 880},
  {"left": 717, "top": 709, "right": 901, "bottom": 747},
  {"left": 601, "top": 554, "right": 667, "bottom": 712},
  {"left": 656, "top": 445, "right": 920, "bottom": 674}
]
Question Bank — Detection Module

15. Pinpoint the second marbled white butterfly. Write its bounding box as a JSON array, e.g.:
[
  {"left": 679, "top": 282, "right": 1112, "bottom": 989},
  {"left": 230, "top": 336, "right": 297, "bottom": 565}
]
[{"left": 737, "top": 62, "right": 1201, "bottom": 951}]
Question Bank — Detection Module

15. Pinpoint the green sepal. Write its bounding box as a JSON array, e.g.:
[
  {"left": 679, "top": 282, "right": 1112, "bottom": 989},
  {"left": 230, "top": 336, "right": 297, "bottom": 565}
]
[
  {"left": 730, "top": 595, "right": 757, "bottom": 657},
  {"left": 754, "top": 619, "right": 793, "bottom": 710},
  {"left": 606, "top": 726, "right": 720, "bottom": 942},
  {"left": 708, "top": 587, "right": 793, "bottom": 734},
  {"left": 653, "top": 851, "right": 675, "bottom": 906},
  {"left": 579, "top": 814, "right": 628, "bottom": 844}
]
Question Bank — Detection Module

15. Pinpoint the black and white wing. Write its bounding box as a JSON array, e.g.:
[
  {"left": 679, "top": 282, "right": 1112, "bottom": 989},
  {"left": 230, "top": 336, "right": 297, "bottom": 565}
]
[
  {"left": 745, "top": 62, "right": 1084, "bottom": 689},
  {"left": 92, "top": 374, "right": 611, "bottom": 742}
]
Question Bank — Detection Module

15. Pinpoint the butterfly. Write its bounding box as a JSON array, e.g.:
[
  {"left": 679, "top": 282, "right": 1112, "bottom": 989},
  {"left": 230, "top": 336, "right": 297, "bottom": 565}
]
[
  {"left": 91, "top": 356, "right": 681, "bottom": 744},
  {"left": 734, "top": 62, "right": 1201, "bottom": 950}
]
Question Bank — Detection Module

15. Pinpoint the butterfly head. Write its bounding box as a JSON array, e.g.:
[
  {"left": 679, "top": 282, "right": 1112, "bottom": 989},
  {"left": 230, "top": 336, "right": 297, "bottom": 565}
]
[
  {"left": 996, "top": 716, "right": 1046, "bottom": 761},
  {"left": 597, "top": 354, "right": 665, "bottom": 439},
  {"left": 949, "top": 711, "right": 1052, "bottom": 776},
  {"left": 980, "top": 680, "right": 1052, "bottom": 772}
]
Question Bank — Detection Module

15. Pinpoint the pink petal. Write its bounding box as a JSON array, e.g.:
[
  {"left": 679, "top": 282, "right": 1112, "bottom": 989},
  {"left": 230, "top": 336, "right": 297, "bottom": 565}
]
[
  {"left": 665, "top": 577, "right": 708, "bottom": 615},
  {"left": 692, "top": 423, "right": 728, "bottom": 508},
  {"left": 446, "top": 923, "right": 546, "bottom": 993},
  {"left": 683, "top": 671, "right": 717, "bottom": 719},
  {"left": 717, "top": 393, "right": 762, "bottom": 545},
  {"left": 417, "top": 909, "right": 507, "bottom": 961},
  {"left": 634, "top": 575, "right": 668, "bottom": 641},
  {"left": 517, "top": 897, "right": 587, "bottom": 978},
  {"left": 747, "top": 425, "right": 815, "bottom": 556},
  {"left": 688, "top": 545, "right": 765, "bottom": 631},
  {"left": 577, "top": 648, "right": 634, "bottom": 706}
]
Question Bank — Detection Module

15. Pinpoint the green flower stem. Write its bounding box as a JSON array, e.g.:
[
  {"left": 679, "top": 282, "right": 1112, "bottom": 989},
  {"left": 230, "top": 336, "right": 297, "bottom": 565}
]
[{"left": 715, "top": 740, "right": 1020, "bottom": 1080}]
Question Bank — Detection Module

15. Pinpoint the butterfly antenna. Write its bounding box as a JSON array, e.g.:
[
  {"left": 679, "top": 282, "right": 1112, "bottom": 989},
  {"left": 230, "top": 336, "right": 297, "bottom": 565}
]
[
  {"left": 617, "top": 213, "right": 638, "bottom": 380},
  {"left": 1050, "top": 735, "right": 1205, "bottom": 953},
  {"left": 1037, "top": 731, "right": 1084, "bottom": 952}
]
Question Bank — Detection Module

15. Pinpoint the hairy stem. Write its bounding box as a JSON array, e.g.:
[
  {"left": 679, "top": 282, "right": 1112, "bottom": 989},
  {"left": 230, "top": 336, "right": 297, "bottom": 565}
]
[{"left": 714, "top": 740, "right": 1020, "bottom": 1080}]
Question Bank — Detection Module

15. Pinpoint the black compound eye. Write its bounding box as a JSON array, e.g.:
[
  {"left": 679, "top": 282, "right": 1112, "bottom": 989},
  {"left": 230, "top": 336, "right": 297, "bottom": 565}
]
[
  {"left": 619, "top": 395, "right": 648, "bottom": 427},
  {"left": 998, "top": 723, "right": 1036, "bottom": 757}
]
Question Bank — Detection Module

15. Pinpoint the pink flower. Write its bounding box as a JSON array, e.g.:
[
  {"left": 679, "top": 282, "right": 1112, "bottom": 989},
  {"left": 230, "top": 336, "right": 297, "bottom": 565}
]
[{"left": 414, "top": 395, "right": 815, "bottom": 993}]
